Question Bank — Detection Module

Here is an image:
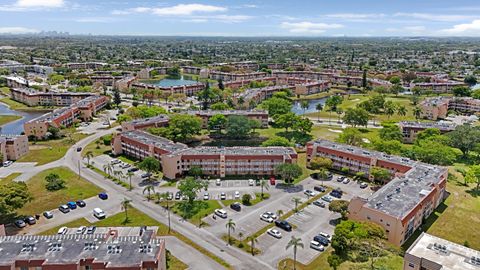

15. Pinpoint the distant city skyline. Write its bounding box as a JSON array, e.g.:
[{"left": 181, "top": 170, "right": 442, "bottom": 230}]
[{"left": 1, "top": 0, "right": 480, "bottom": 36}]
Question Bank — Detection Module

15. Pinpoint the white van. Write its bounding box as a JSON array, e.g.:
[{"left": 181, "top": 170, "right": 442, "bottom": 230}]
[
  {"left": 93, "top": 208, "right": 106, "bottom": 219},
  {"left": 214, "top": 209, "right": 227, "bottom": 218}
]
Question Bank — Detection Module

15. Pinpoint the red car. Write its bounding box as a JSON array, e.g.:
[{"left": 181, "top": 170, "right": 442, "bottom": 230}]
[{"left": 269, "top": 177, "right": 276, "bottom": 185}]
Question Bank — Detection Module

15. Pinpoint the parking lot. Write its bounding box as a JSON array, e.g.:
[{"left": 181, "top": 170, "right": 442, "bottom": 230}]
[
  {"left": 91, "top": 155, "right": 153, "bottom": 187},
  {"left": 76, "top": 109, "right": 118, "bottom": 135}
]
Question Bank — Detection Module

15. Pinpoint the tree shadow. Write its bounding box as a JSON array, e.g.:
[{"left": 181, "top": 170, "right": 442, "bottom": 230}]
[
  {"left": 466, "top": 187, "right": 480, "bottom": 198},
  {"left": 121, "top": 217, "right": 131, "bottom": 225}
]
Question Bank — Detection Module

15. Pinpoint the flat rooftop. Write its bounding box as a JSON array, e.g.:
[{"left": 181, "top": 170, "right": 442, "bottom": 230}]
[
  {"left": 399, "top": 121, "right": 457, "bottom": 130},
  {"left": 126, "top": 115, "right": 170, "bottom": 126},
  {"left": 121, "top": 130, "right": 187, "bottom": 153},
  {"left": 407, "top": 233, "right": 480, "bottom": 270},
  {"left": 11, "top": 88, "right": 92, "bottom": 97},
  {"left": 187, "top": 110, "right": 267, "bottom": 116},
  {"left": 169, "top": 146, "right": 296, "bottom": 157},
  {"left": 0, "top": 226, "right": 163, "bottom": 267},
  {"left": 311, "top": 139, "right": 447, "bottom": 219},
  {"left": 28, "top": 106, "right": 75, "bottom": 123}
]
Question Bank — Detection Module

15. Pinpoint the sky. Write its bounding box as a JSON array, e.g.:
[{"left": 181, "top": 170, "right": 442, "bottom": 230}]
[{"left": 1, "top": 0, "right": 480, "bottom": 36}]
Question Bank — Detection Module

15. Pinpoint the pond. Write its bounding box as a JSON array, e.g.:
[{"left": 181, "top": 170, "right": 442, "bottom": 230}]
[
  {"left": 148, "top": 75, "right": 199, "bottom": 87},
  {"left": 291, "top": 97, "right": 328, "bottom": 115},
  {"left": 0, "top": 103, "right": 45, "bottom": 135}
]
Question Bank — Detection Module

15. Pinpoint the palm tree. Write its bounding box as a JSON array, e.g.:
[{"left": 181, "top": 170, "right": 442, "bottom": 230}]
[
  {"left": 315, "top": 103, "right": 323, "bottom": 122},
  {"left": 292, "top": 197, "right": 302, "bottom": 213},
  {"left": 225, "top": 219, "right": 236, "bottom": 245},
  {"left": 413, "top": 106, "right": 421, "bottom": 119},
  {"left": 397, "top": 105, "right": 407, "bottom": 117},
  {"left": 260, "top": 179, "right": 269, "bottom": 199},
  {"left": 160, "top": 192, "right": 172, "bottom": 233},
  {"left": 103, "top": 163, "right": 113, "bottom": 177},
  {"left": 114, "top": 170, "right": 124, "bottom": 181},
  {"left": 286, "top": 236, "right": 304, "bottom": 270},
  {"left": 143, "top": 184, "right": 155, "bottom": 201},
  {"left": 300, "top": 100, "right": 309, "bottom": 114},
  {"left": 336, "top": 108, "right": 343, "bottom": 123},
  {"left": 276, "top": 209, "right": 284, "bottom": 218},
  {"left": 121, "top": 198, "right": 132, "bottom": 222},
  {"left": 85, "top": 151, "right": 93, "bottom": 166},
  {"left": 126, "top": 171, "right": 134, "bottom": 191},
  {"left": 318, "top": 168, "right": 329, "bottom": 186},
  {"left": 246, "top": 236, "right": 258, "bottom": 256}
]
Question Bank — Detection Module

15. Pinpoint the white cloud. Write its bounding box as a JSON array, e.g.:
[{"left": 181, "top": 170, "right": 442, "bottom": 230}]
[
  {"left": 280, "top": 21, "right": 343, "bottom": 34},
  {"left": 115, "top": 4, "right": 227, "bottom": 16},
  {"left": 16, "top": 0, "right": 64, "bottom": 8},
  {"left": 75, "top": 17, "right": 117, "bottom": 23},
  {"left": 386, "top": 25, "right": 427, "bottom": 35},
  {"left": 324, "top": 13, "right": 385, "bottom": 22},
  {"left": 440, "top": 20, "right": 480, "bottom": 35},
  {"left": 0, "top": 27, "right": 39, "bottom": 34},
  {"left": 394, "top": 12, "right": 473, "bottom": 22}
]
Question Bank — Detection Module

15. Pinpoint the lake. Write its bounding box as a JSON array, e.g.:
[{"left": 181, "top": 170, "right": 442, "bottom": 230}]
[
  {"left": 148, "top": 76, "right": 199, "bottom": 87},
  {"left": 0, "top": 103, "right": 44, "bottom": 135},
  {"left": 291, "top": 97, "right": 328, "bottom": 115}
]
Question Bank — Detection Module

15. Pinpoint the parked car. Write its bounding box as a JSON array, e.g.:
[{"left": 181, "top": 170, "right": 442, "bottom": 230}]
[
  {"left": 43, "top": 211, "right": 53, "bottom": 219},
  {"left": 120, "top": 163, "right": 131, "bottom": 169},
  {"left": 275, "top": 220, "right": 292, "bottom": 231},
  {"left": 59, "top": 204, "right": 70, "bottom": 213},
  {"left": 260, "top": 213, "right": 274, "bottom": 223},
  {"left": 216, "top": 179, "right": 221, "bottom": 186},
  {"left": 25, "top": 216, "right": 36, "bottom": 225},
  {"left": 76, "top": 147, "right": 82, "bottom": 152},
  {"left": 3, "top": 160, "right": 13, "bottom": 167},
  {"left": 76, "top": 226, "right": 87, "bottom": 234},
  {"left": 310, "top": 240, "right": 325, "bottom": 251},
  {"left": 265, "top": 211, "right": 277, "bottom": 220},
  {"left": 86, "top": 226, "right": 96, "bottom": 234},
  {"left": 98, "top": 192, "right": 108, "bottom": 200},
  {"left": 203, "top": 192, "right": 209, "bottom": 200},
  {"left": 337, "top": 176, "right": 345, "bottom": 182},
  {"left": 319, "top": 232, "right": 332, "bottom": 242},
  {"left": 214, "top": 209, "right": 227, "bottom": 218},
  {"left": 57, "top": 226, "right": 68, "bottom": 235},
  {"left": 76, "top": 200, "right": 86, "bottom": 207},
  {"left": 111, "top": 159, "right": 121, "bottom": 165},
  {"left": 230, "top": 202, "right": 241, "bottom": 211},
  {"left": 175, "top": 191, "right": 182, "bottom": 200},
  {"left": 313, "top": 235, "right": 330, "bottom": 246},
  {"left": 67, "top": 201, "right": 77, "bottom": 209},
  {"left": 330, "top": 189, "right": 343, "bottom": 198},
  {"left": 234, "top": 191, "right": 240, "bottom": 199},
  {"left": 93, "top": 208, "right": 106, "bottom": 219},
  {"left": 314, "top": 185, "right": 326, "bottom": 193},
  {"left": 267, "top": 228, "right": 282, "bottom": 238},
  {"left": 14, "top": 219, "right": 26, "bottom": 228},
  {"left": 321, "top": 195, "right": 333, "bottom": 202},
  {"left": 342, "top": 178, "right": 351, "bottom": 184},
  {"left": 127, "top": 167, "right": 139, "bottom": 172},
  {"left": 248, "top": 179, "right": 255, "bottom": 186},
  {"left": 304, "top": 190, "right": 316, "bottom": 197},
  {"left": 360, "top": 182, "right": 368, "bottom": 189},
  {"left": 313, "top": 200, "right": 326, "bottom": 208},
  {"left": 141, "top": 172, "right": 152, "bottom": 178},
  {"left": 220, "top": 192, "right": 226, "bottom": 200}
]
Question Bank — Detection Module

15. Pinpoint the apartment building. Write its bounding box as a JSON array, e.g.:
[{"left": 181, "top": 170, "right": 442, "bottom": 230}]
[
  {"left": 65, "top": 62, "right": 108, "bottom": 70},
  {"left": 294, "top": 80, "right": 330, "bottom": 95},
  {"left": 404, "top": 232, "right": 480, "bottom": 270},
  {"left": 234, "top": 85, "right": 294, "bottom": 106},
  {"left": 306, "top": 139, "right": 447, "bottom": 246},
  {"left": 420, "top": 97, "right": 480, "bottom": 120},
  {"left": 0, "top": 135, "right": 29, "bottom": 161},
  {"left": 411, "top": 81, "right": 466, "bottom": 93},
  {"left": 162, "top": 146, "right": 297, "bottom": 179},
  {"left": 0, "top": 60, "right": 53, "bottom": 75},
  {"left": 208, "top": 71, "right": 268, "bottom": 81},
  {"left": 112, "top": 130, "right": 297, "bottom": 179},
  {"left": 210, "top": 61, "right": 259, "bottom": 71},
  {"left": 130, "top": 81, "right": 205, "bottom": 96},
  {"left": 222, "top": 77, "right": 277, "bottom": 90},
  {"left": 122, "top": 115, "right": 170, "bottom": 131},
  {"left": 10, "top": 88, "right": 93, "bottom": 107},
  {"left": 112, "top": 130, "right": 188, "bottom": 161},
  {"left": 5, "top": 76, "right": 48, "bottom": 90},
  {"left": 181, "top": 66, "right": 202, "bottom": 75},
  {"left": 187, "top": 110, "right": 269, "bottom": 128},
  {"left": 0, "top": 227, "right": 166, "bottom": 270},
  {"left": 398, "top": 121, "right": 457, "bottom": 143},
  {"left": 24, "top": 95, "right": 108, "bottom": 139}
]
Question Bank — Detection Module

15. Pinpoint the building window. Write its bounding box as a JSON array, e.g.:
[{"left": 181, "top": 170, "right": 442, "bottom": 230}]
[
  {"left": 85, "top": 266, "right": 93, "bottom": 270},
  {"left": 367, "top": 216, "right": 371, "bottom": 220},
  {"left": 20, "top": 267, "right": 28, "bottom": 270}
]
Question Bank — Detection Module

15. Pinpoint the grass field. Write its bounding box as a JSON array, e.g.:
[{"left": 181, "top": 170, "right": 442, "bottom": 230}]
[
  {"left": 17, "top": 167, "right": 101, "bottom": 216},
  {"left": 292, "top": 89, "right": 346, "bottom": 101},
  {"left": 0, "top": 172, "right": 21, "bottom": 183},
  {"left": 18, "top": 131, "right": 88, "bottom": 165},
  {"left": 0, "top": 114, "right": 21, "bottom": 126},
  {"left": 41, "top": 207, "right": 231, "bottom": 269},
  {"left": 0, "top": 97, "right": 53, "bottom": 112},
  {"left": 82, "top": 137, "right": 112, "bottom": 157},
  {"left": 168, "top": 200, "right": 222, "bottom": 226}
]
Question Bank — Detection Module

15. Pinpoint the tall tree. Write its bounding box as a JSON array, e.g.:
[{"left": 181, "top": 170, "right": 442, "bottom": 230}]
[
  {"left": 143, "top": 184, "right": 155, "bottom": 201},
  {"left": 121, "top": 198, "right": 132, "bottom": 222},
  {"left": 275, "top": 163, "right": 302, "bottom": 184},
  {"left": 225, "top": 219, "right": 236, "bottom": 245},
  {"left": 246, "top": 236, "right": 258, "bottom": 256},
  {"left": 137, "top": 157, "right": 160, "bottom": 182},
  {"left": 160, "top": 192, "right": 172, "bottom": 233},
  {"left": 300, "top": 100, "right": 309, "bottom": 114},
  {"left": 343, "top": 108, "right": 370, "bottom": 127},
  {"left": 113, "top": 89, "right": 122, "bottom": 108},
  {"left": 260, "top": 179, "right": 269, "bottom": 199},
  {"left": 315, "top": 103, "right": 323, "bottom": 122},
  {"left": 286, "top": 236, "right": 304, "bottom": 270}
]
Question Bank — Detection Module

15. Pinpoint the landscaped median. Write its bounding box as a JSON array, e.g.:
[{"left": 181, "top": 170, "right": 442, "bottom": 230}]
[{"left": 40, "top": 207, "right": 232, "bottom": 270}]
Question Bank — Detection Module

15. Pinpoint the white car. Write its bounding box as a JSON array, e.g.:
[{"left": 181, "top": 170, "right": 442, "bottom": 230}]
[
  {"left": 267, "top": 228, "right": 282, "bottom": 238},
  {"left": 93, "top": 208, "right": 106, "bottom": 219},
  {"left": 265, "top": 211, "right": 277, "bottom": 220},
  {"left": 111, "top": 159, "right": 121, "bottom": 165},
  {"left": 310, "top": 240, "right": 325, "bottom": 251},
  {"left": 216, "top": 179, "right": 221, "bottom": 186},
  {"left": 322, "top": 195, "right": 333, "bottom": 202},
  {"left": 248, "top": 179, "right": 255, "bottom": 186},
  {"left": 220, "top": 192, "right": 226, "bottom": 200},
  {"left": 304, "top": 190, "right": 316, "bottom": 197},
  {"left": 360, "top": 182, "right": 368, "bottom": 189},
  {"left": 319, "top": 232, "right": 332, "bottom": 242},
  {"left": 214, "top": 209, "right": 227, "bottom": 218},
  {"left": 203, "top": 192, "right": 209, "bottom": 200},
  {"left": 3, "top": 160, "right": 13, "bottom": 167},
  {"left": 234, "top": 191, "right": 240, "bottom": 199},
  {"left": 260, "top": 213, "right": 274, "bottom": 223},
  {"left": 76, "top": 226, "right": 87, "bottom": 234},
  {"left": 57, "top": 226, "right": 68, "bottom": 235},
  {"left": 342, "top": 178, "right": 351, "bottom": 184}
]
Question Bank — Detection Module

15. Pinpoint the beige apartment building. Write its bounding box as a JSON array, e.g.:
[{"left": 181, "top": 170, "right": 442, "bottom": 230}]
[
  {"left": 420, "top": 97, "right": 480, "bottom": 120},
  {"left": 404, "top": 233, "right": 480, "bottom": 270},
  {"left": 0, "top": 135, "right": 29, "bottom": 161},
  {"left": 306, "top": 139, "right": 448, "bottom": 246}
]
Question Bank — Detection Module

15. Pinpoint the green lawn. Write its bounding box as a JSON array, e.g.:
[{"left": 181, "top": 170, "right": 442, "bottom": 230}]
[
  {"left": 0, "top": 114, "right": 21, "bottom": 126},
  {"left": 82, "top": 136, "right": 112, "bottom": 157},
  {"left": 168, "top": 200, "right": 222, "bottom": 226},
  {"left": 0, "top": 97, "right": 53, "bottom": 112},
  {"left": 292, "top": 89, "right": 346, "bottom": 101},
  {"left": 0, "top": 172, "right": 21, "bottom": 183},
  {"left": 40, "top": 207, "right": 231, "bottom": 269},
  {"left": 17, "top": 167, "right": 101, "bottom": 216},
  {"left": 18, "top": 131, "right": 88, "bottom": 165}
]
